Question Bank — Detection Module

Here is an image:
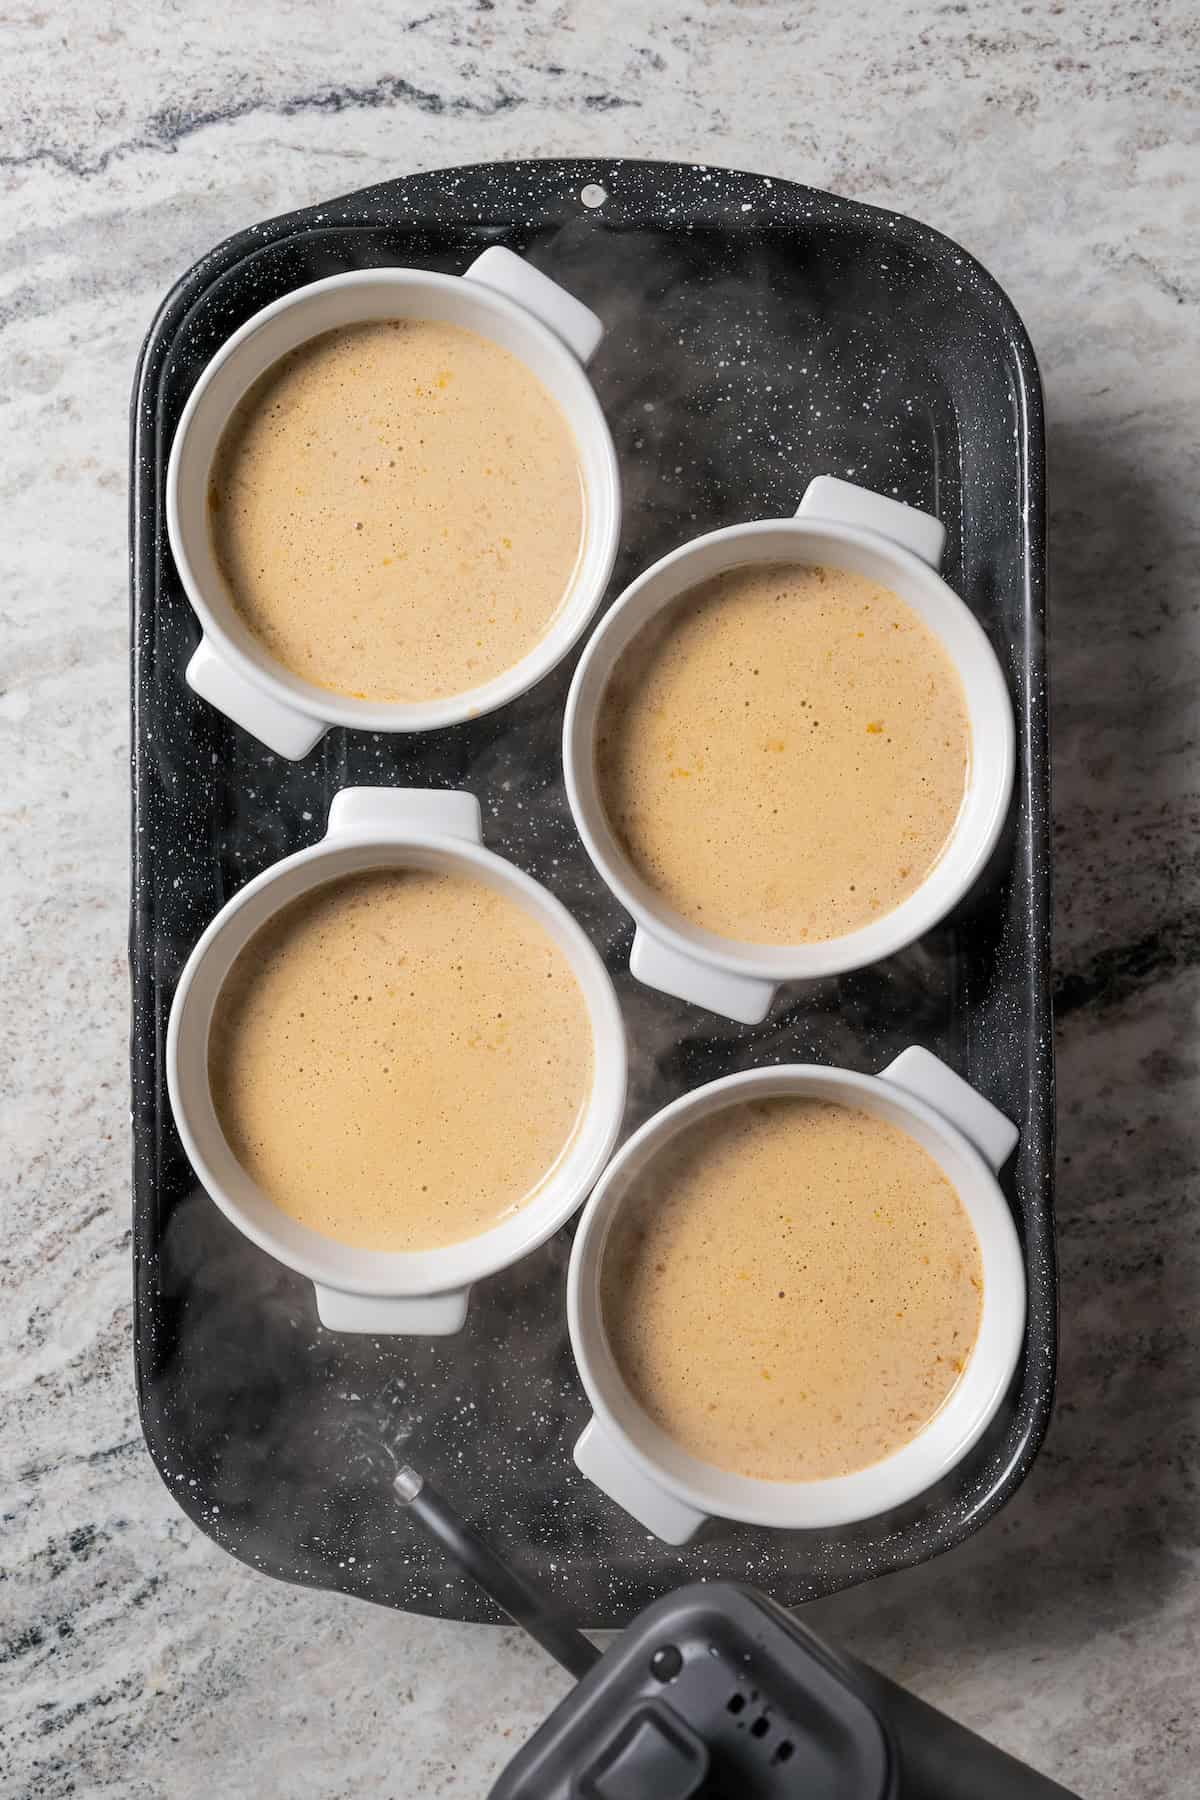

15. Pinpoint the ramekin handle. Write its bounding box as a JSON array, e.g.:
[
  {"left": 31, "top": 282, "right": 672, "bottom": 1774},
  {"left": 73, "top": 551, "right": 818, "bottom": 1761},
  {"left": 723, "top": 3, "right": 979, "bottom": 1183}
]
[
  {"left": 463, "top": 246, "right": 603, "bottom": 366},
  {"left": 312, "top": 1285, "right": 471, "bottom": 1336},
  {"left": 186, "top": 635, "right": 327, "bottom": 761},
  {"left": 325, "top": 787, "right": 483, "bottom": 842},
  {"left": 879, "top": 1046, "right": 1019, "bottom": 1173},
  {"left": 630, "top": 926, "right": 776, "bottom": 1025},
  {"left": 574, "top": 1418, "right": 707, "bottom": 1545},
  {"left": 796, "top": 475, "right": 947, "bottom": 570}
]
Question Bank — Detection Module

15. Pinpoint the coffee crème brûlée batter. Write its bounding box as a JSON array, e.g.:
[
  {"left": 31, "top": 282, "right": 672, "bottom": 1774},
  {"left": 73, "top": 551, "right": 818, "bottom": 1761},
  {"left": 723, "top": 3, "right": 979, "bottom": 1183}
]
[
  {"left": 208, "top": 319, "right": 586, "bottom": 703},
  {"left": 208, "top": 868, "right": 594, "bottom": 1252},
  {"left": 595, "top": 561, "right": 971, "bottom": 944},
  {"left": 601, "top": 1096, "right": 984, "bottom": 1483}
]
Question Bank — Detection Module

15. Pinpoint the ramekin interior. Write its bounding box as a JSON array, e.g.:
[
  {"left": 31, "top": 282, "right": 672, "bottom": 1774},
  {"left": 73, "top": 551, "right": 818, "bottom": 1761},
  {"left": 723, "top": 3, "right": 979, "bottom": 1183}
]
[
  {"left": 167, "top": 268, "right": 620, "bottom": 732},
  {"left": 168, "top": 836, "right": 627, "bottom": 1296},
  {"left": 564, "top": 520, "right": 1015, "bottom": 981},
  {"left": 568, "top": 1065, "right": 1025, "bottom": 1531}
]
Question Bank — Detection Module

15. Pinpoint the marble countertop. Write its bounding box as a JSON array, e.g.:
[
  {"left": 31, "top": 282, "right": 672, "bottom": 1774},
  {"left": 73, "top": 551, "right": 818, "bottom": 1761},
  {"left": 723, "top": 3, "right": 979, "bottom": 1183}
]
[{"left": 4, "top": 2, "right": 1198, "bottom": 1795}]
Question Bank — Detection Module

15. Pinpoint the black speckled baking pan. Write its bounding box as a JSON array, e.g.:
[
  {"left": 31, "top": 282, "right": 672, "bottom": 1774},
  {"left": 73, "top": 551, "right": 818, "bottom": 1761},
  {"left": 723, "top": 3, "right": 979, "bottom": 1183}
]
[{"left": 129, "top": 158, "right": 1051, "bottom": 1626}]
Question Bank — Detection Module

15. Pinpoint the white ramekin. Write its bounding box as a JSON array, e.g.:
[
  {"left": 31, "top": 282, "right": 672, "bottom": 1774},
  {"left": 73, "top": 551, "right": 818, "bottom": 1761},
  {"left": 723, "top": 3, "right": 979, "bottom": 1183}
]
[
  {"left": 167, "top": 786, "right": 627, "bottom": 1334},
  {"left": 167, "top": 250, "right": 621, "bottom": 757},
  {"left": 563, "top": 475, "right": 1016, "bottom": 1024},
  {"left": 568, "top": 1047, "right": 1024, "bottom": 1543}
]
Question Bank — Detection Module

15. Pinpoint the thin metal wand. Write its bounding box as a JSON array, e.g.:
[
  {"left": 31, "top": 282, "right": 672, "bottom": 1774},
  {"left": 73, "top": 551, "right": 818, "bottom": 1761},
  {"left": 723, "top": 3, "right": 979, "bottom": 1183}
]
[{"left": 392, "top": 1466, "right": 601, "bottom": 1681}]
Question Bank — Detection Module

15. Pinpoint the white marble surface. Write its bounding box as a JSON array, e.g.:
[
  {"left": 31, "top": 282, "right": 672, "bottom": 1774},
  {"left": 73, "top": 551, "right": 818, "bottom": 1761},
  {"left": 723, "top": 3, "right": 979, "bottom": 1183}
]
[{"left": 3, "top": 2, "right": 1198, "bottom": 1794}]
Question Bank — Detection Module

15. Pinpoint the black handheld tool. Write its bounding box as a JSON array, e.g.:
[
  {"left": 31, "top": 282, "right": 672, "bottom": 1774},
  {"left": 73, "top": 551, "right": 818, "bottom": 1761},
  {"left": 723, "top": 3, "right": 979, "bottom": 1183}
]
[{"left": 393, "top": 1467, "right": 1079, "bottom": 1799}]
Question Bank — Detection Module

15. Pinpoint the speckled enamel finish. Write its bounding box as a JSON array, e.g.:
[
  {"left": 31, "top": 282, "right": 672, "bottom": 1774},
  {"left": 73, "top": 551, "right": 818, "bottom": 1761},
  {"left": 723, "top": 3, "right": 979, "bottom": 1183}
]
[{"left": 130, "top": 158, "right": 1051, "bottom": 1626}]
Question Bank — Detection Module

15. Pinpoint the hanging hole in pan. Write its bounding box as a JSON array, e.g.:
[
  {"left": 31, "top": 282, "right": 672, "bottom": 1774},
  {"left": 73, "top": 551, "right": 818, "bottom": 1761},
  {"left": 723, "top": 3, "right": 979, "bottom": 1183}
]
[{"left": 580, "top": 184, "right": 608, "bottom": 209}]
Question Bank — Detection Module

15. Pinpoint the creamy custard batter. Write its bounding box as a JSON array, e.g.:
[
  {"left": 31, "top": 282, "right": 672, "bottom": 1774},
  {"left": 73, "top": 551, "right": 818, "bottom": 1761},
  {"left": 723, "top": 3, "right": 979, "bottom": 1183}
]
[
  {"left": 209, "top": 869, "right": 594, "bottom": 1250},
  {"left": 208, "top": 320, "right": 585, "bottom": 702},
  {"left": 601, "top": 1097, "right": 983, "bottom": 1482},
  {"left": 596, "top": 563, "right": 970, "bottom": 943}
]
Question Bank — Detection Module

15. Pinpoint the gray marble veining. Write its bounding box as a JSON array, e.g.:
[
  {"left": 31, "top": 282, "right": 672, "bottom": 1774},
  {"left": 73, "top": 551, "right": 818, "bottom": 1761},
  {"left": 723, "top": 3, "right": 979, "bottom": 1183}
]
[{"left": 2, "top": 2, "right": 1198, "bottom": 1796}]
